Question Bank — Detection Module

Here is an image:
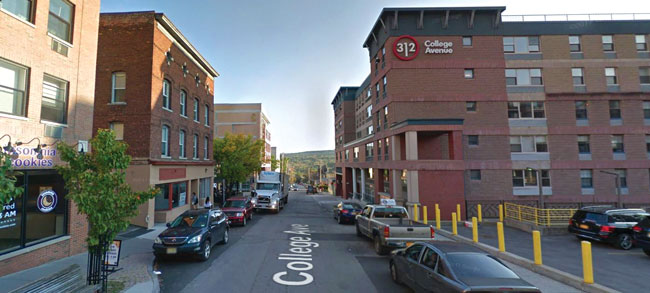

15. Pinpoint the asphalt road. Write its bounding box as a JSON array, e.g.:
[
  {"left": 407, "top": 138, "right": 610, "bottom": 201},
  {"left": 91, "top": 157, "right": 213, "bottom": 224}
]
[
  {"left": 155, "top": 191, "right": 411, "bottom": 293},
  {"left": 445, "top": 221, "right": 650, "bottom": 292}
]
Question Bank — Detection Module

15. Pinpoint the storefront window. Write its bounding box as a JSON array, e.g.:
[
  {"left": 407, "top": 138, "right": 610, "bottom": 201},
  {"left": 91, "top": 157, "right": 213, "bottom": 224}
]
[
  {"left": 172, "top": 182, "right": 187, "bottom": 208},
  {"left": 0, "top": 176, "right": 23, "bottom": 254},
  {"left": 155, "top": 181, "right": 187, "bottom": 210},
  {"left": 154, "top": 183, "right": 170, "bottom": 210}
]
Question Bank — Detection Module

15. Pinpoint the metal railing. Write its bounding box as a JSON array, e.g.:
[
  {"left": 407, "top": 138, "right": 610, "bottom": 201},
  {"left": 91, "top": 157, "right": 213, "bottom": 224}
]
[
  {"left": 502, "top": 13, "right": 650, "bottom": 22},
  {"left": 504, "top": 202, "right": 576, "bottom": 227}
]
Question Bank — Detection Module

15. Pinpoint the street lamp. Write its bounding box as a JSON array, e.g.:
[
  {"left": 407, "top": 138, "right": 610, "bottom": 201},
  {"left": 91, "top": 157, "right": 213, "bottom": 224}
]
[
  {"left": 600, "top": 170, "right": 621, "bottom": 208},
  {"left": 525, "top": 167, "right": 544, "bottom": 208}
]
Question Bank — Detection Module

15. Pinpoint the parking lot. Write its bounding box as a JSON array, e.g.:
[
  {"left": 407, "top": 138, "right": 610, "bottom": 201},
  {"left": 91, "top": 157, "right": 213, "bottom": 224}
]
[{"left": 443, "top": 221, "right": 650, "bottom": 292}]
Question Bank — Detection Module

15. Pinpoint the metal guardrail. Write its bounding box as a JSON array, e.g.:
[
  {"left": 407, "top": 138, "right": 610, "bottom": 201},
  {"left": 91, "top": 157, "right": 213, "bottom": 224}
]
[
  {"left": 502, "top": 13, "right": 650, "bottom": 22},
  {"left": 504, "top": 202, "right": 576, "bottom": 227}
]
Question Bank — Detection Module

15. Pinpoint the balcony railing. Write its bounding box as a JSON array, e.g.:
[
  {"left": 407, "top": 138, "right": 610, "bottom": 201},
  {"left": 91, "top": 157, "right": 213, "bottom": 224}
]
[{"left": 502, "top": 13, "right": 650, "bottom": 22}]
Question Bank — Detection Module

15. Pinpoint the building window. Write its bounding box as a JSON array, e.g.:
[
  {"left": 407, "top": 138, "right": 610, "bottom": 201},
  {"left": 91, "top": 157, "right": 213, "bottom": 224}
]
[
  {"left": 375, "top": 83, "right": 380, "bottom": 98},
  {"left": 640, "top": 68, "right": 650, "bottom": 84},
  {"left": 162, "top": 79, "right": 171, "bottom": 110},
  {"left": 193, "top": 134, "right": 198, "bottom": 159},
  {"left": 367, "top": 126, "right": 373, "bottom": 135},
  {"left": 605, "top": 68, "right": 617, "bottom": 85},
  {"left": 0, "top": 58, "right": 28, "bottom": 117},
  {"left": 377, "top": 140, "right": 382, "bottom": 157},
  {"left": 204, "top": 136, "right": 209, "bottom": 159},
  {"left": 385, "top": 137, "right": 389, "bottom": 155},
  {"left": 509, "top": 136, "right": 548, "bottom": 153},
  {"left": 575, "top": 101, "right": 588, "bottom": 120},
  {"left": 366, "top": 105, "right": 372, "bottom": 118},
  {"left": 512, "top": 169, "right": 550, "bottom": 187},
  {"left": 464, "top": 69, "right": 474, "bottom": 79},
  {"left": 463, "top": 36, "right": 472, "bottom": 46},
  {"left": 505, "top": 69, "right": 542, "bottom": 86},
  {"left": 48, "top": 0, "right": 73, "bottom": 43},
  {"left": 609, "top": 100, "right": 621, "bottom": 119},
  {"left": 111, "top": 72, "right": 126, "bottom": 103},
  {"left": 193, "top": 98, "right": 199, "bottom": 121},
  {"left": 616, "top": 169, "right": 627, "bottom": 188},
  {"left": 162, "top": 125, "right": 170, "bottom": 157},
  {"left": 466, "top": 101, "right": 477, "bottom": 112},
  {"left": 578, "top": 135, "right": 590, "bottom": 154},
  {"left": 602, "top": 35, "right": 614, "bottom": 51},
  {"left": 2, "top": 0, "right": 35, "bottom": 23},
  {"left": 366, "top": 88, "right": 371, "bottom": 99},
  {"left": 468, "top": 135, "right": 479, "bottom": 146},
  {"left": 41, "top": 75, "right": 68, "bottom": 124},
  {"left": 569, "top": 36, "right": 581, "bottom": 52},
  {"left": 204, "top": 105, "right": 209, "bottom": 126},
  {"left": 646, "top": 135, "right": 650, "bottom": 153},
  {"left": 382, "top": 76, "right": 387, "bottom": 96},
  {"left": 109, "top": 122, "right": 124, "bottom": 140},
  {"left": 636, "top": 35, "right": 647, "bottom": 51},
  {"left": 154, "top": 181, "right": 188, "bottom": 210},
  {"left": 353, "top": 147, "right": 359, "bottom": 159},
  {"left": 611, "top": 135, "right": 624, "bottom": 153},
  {"left": 507, "top": 102, "right": 545, "bottom": 119},
  {"left": 470, "top": 170, "right": 481, "bottom": 180},
  {"left": 643, "top": 101, "right": 650, "bottom": 119},
  {"left": 180, "top": 90, "right": 187, "bottom": 116},
  {"left": 580, "top": 170, "right": 593, "bottom": 188},
  {"left": 345, "top": 150, "right": 349, "bottom": 160},
  {"left": 179, "top": 130, "right": 186, "bottom": 158},
  {"left": 572, "top": 68, "right": 584, "bottom": 85},
  {"left": 503, "top": 36, "right": 539, "bottom": 53},
  {"left": 365, "top": 142, "right": 374, "bottom": 158}
]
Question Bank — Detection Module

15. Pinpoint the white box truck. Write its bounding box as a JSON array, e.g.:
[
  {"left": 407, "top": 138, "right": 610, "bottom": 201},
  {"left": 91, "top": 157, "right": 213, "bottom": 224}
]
[{"left": 253, "top": 171, "right": 288, "bottom": 213}]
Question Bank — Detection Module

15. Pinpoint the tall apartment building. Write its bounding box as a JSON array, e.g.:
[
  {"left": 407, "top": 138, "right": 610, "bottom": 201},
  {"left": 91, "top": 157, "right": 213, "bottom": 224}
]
[
  {"left": 332, "top": 7, "right": 650, "bottom": 220},
  {"left": 0, "top": 0, "right": 100, "bottom": 276},
  {"left": 93, "top": 12, "right": 219, "bottom": 228},
  {"left": 214, "top": 103, "right": 272, "bottom": 170}
]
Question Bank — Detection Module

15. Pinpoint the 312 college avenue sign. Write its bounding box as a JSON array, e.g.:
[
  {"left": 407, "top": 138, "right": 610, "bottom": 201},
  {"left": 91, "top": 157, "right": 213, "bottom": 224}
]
[{"left": 393, "top": 35, "right": 453, "bottom": 60}]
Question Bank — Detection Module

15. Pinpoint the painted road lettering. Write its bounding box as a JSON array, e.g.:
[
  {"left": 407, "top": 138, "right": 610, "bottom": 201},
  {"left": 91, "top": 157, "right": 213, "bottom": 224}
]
[{"left": 273, "top": 224, "right": 318, "bottom": 286}]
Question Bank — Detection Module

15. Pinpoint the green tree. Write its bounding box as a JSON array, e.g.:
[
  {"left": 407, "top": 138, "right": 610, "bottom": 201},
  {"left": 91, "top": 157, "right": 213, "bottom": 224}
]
[
  {"left": 0, "top": 151, "right": 22, "bottom": 205},
  {"left": 214, "top": 133, "right": 264, "bottom": 194},
  {"left": 56, "top": 129, "right": 157, "bottom": 246},
  {"left": 271, "top": 157, "right": 279, "bottom": 170}
]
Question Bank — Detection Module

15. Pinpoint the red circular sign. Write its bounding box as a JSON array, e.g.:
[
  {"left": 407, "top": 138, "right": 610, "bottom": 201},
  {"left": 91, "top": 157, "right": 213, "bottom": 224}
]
[{"left": 393, "top": 35, "right": 419, "bottom": 61}]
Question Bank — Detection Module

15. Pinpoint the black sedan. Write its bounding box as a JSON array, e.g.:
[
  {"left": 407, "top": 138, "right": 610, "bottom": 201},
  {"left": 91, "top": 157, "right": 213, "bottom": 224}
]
[
  {"left": 632, "top": 215, "right": 650, "bottom": 257},
  {"left": 332, "top": 201, "right": 363, "bottom": 224},
  {"left": 153, "top": 209, "right": 229, "bottom": 261},
  {"left": 389, "top": 242, "right": 540, "bottom": 292}
]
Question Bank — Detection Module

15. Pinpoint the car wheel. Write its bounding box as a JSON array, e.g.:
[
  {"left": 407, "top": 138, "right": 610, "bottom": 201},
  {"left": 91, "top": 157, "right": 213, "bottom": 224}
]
[
  {"left": 374, "top": 236, "right": 388, "bottom": 255},
  {"left": 390, "top": 261, "right": 401, "bottom": 284},
  {"left": 616, "top": 234, "right": 633, "bottom": 250},
  {"left": 356, "top": 224, "right": 363, "bottom": 237},
  {"left": 199, "top": 241, "right": 211, "bottom": 261},
  {"left": 220, "top": 229, "right": 229, "bottom": 245},
  {"left": 643, "top": 248, "right": 650, "bottom": 257}
]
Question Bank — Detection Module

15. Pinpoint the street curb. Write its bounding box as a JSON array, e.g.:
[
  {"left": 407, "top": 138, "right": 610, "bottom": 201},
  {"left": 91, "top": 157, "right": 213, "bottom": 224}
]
[
  {"left": 436, "top": 228, "right": 620, "bottom": 293},
  {"left": 148, "top": 257, "right": 161, "bottom": 293}
]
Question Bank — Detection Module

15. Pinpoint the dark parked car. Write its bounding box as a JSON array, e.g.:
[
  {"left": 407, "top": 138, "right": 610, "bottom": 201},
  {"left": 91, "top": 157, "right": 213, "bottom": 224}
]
[
  {"left": 332, "top": 201, "right": 363, "bottom": 224},
  {"left": 222, "top": 197, "right": 254, "bottom": 226},
  {"left": 306, "top": 185, "right": 316, "bottom": 194},
  {"left": 568, "top": 206, "right": 649, "bottom": 250},
  {"left": 153, "top": 209, "right": 229, "bottom": 261},
  {"left": 632, "top": 215, "right": 650, "bottom": 257},
  {"left": 389, "top": 242, "right": 540, "bottom": 292}
]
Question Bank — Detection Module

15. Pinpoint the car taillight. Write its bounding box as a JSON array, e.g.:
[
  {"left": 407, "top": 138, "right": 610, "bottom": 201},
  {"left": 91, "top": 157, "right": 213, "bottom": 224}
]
[
  {"left": 633, "top": 226, "right": 642, "bottom": 232},
  {"left": 600, "top": 225, "right": 616, "bottom": 233},
  {"left": 384, "top": 226, "right": 390, "bottom": 238},
  {"left": 341, "top": 209, "right": 349, "bottom": 214},
  {"left": 430, "top": 226, "right": 435, "bottom": 238}
]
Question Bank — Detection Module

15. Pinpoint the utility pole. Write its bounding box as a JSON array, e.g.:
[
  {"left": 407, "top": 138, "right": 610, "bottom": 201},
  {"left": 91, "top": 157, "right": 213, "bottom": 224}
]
[{"left": 600, "top": 170, "right": 621, "bottom": 207}]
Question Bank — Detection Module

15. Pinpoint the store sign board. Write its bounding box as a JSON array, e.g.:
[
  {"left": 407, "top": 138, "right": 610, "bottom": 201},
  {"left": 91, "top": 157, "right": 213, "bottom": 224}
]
[
  {"left": 37, "top": 190, "right": 58, "bottom": 213},
  {"left": 0, "top": 201, "right": 18, "bottom": 230},
  {"left": 105, "top": 240, "right": 122, "bottom": 267},
  {"left": 10, "top": 147, "right": 57, "bottom": 168}
]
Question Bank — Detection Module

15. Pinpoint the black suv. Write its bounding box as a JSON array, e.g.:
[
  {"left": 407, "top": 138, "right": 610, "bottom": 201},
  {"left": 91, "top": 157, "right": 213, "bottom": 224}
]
[
  {"left": 632, "top": 215, "right": 650, "bottom": 257},
  {"left": 568, "top": 206, "right": 649, "bottom": 250}
]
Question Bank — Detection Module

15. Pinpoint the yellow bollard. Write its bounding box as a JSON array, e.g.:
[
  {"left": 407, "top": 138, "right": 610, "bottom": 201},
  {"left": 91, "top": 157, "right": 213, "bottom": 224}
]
[
  {"left": 423, "top": 206, "right": 428, "bottom": 225},
  {"left": 581, "top": 241, "right": 594, "bottom": 284},
  {"left": 532, "top": 230, "right": 542, "bottom": 265},
  {"left": 499, "top": 204, "right": 504, "bottom": 222},
  {"left": 472, "top": 217, "right": 478, "bottom": 243},
  {"left": 477, "top": 204, "right": 482, "bottom": 223},
  {"left": 452, "top": 212, "right": 458, "bottom": 235},
  {"left": 435, "top": 207, "right": 441, "bottom": 230},
  {"left": 456, "top": 204, "right": 461, "bottom": 221},
  {"left": 413, "top": 204, "right": 419, "bottom": 222},
  {"left": 497, "top": 222, "right": 505, "bottom": 252}
]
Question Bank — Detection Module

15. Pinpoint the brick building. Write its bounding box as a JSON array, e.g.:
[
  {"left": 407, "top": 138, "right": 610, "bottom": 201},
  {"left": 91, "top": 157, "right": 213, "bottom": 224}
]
[
  {"left": 0, "top": 0, "right": 100, "bottom": 276},
  {"left": 93, "top": 12, "right": 219, "bottom": 228},
  {"left": 214, "top": 103, "right": 273, "bottom": 170},
  {"left": 332, "top": 7, "right": 650, "bottom": 220}
]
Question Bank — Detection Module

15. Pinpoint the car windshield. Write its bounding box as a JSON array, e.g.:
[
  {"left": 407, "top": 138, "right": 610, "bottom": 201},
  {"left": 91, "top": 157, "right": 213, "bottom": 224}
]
[
  {"left": 343, "top": 203, "right": 362, "bottom": 209},
  {"left": 169, "top": 213, "right": 208, "bottom": 228},
  {"left": 373, "top": 208, "right": 408, "bottom": 218},
  {"left": 446, "top": 254, "right": 519, "bottom": 279},
  {"left": 257, "top": 183, "right": 279, "bottom": 190},
  {"left": 224, "top": 200, "right": 246, "bottom": 208}
]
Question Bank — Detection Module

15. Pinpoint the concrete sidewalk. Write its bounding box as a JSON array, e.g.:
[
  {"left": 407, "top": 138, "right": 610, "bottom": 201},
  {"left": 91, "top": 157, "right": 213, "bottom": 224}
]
[{"left": 0, "top": 225, "right": 165, "bottom": 293}]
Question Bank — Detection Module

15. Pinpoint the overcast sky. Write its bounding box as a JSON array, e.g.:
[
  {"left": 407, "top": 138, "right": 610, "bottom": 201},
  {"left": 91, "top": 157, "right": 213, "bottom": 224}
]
[{"left": 100, "top": 0, "right": 649, "bottom": 154}]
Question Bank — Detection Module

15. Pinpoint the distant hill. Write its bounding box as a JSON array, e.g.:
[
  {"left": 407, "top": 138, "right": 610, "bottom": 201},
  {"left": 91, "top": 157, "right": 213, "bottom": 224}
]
[{"left": 285, "top": 150, "right": 334, "bottom": 184}]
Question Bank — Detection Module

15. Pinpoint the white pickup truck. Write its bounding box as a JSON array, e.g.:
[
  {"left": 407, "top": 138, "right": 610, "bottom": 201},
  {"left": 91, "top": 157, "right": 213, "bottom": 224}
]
[{"left": 356, "top": 205, "right": 435, "bottom": 255}]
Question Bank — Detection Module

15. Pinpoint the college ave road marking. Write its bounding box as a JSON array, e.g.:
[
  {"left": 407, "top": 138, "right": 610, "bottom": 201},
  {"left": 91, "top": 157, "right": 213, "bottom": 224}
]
[{"left": 272, "top": 224, "right": 318, "bottom": 286}]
